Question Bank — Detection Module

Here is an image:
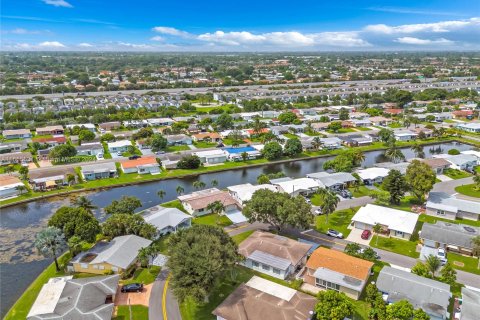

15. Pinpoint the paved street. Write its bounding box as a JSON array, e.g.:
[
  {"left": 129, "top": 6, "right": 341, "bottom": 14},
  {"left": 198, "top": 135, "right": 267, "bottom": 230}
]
[{"left": 149, "top": 269, "right": 181, "bottom": 320}]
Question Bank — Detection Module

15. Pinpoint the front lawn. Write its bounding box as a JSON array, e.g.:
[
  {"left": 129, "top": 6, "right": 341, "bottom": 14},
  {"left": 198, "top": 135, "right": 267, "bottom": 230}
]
[
  {"left": 370, "top": 236, "right": 419, "bottom": 258},
  {"left": 193, "top": 213, "right": 233, "bottom": 227},
  {"left": 443, "top": 168, "right": 472, "bottom": 180},
  {"left": 166, "top": 145, "right": 191, "bottom": 152},
  {"left": 327, "top": 128, "right": 356, "bottom": 133},
  {"left": 388, "top": 196, "right": 422, "bottom": 212},
  {"left": 455, "top": 184, "right": 480, "bottom": 198},
  {"left": 354, "top": 126, "right": 372, "bottom": 131},
  {"left": 161, "top": 199, "right": 187, "bottom": 213},
  {"left": 113, "top": 305, "right": 149, "bottom": 320},
  {"left": 122, "top": 266, "right": 161, "bottom": 285},
  {"left": 448, "top": 252, "right": 480, "bottom": 275},
  {"left": 418, "top": 214, "right": 480, "bottom": 227},
  {"left": 283, "top": 133, "right": 298, "bottom": 139},
  {"left": 348, "top": 186, "right": 374, "bottom": 198},
  {"left": 314, "top": 207, "right": 359, "bottom": 237},
  {"left": 194, "top": 141, "right": 218, "bottom": 149},
  {"left": 231, "top": 230, "right": 254, "bottom": 244}
]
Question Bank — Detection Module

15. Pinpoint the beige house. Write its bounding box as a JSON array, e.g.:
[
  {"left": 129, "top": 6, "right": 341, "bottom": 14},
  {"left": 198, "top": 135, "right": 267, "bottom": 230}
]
[{"left": 178, "top": 188, "right": 240, "bottom": 216}]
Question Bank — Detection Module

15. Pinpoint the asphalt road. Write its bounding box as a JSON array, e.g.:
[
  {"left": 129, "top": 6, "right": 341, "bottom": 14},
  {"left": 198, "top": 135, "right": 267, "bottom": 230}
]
[
  {"left": 432, "top": 177, "right": 478, "bottom": 200},
  {"left": 149, "top": 268, "right": 181, "bottom": 320}
]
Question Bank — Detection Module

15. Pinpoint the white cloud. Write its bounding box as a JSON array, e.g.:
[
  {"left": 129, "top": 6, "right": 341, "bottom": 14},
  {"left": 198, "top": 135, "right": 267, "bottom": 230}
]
[
  {"left": 1, "top": 28, "right": 46, "bottom": 35},
  {"left": 42, "top": 0, "right": 73, "bottom": 8},
  {"left": 152, "top": 26, "right": 191, "bottom": 37},
  {"left": 117, "top": 42, "right": 153, "bottom": 49},
  {"left": 150, "top": 36, "right": 165, "bottom": 42},
  {"left": 38, "top": 41, "right": 66, "bottom": 48},
  {"left": 78, "top": 42, "right": 93, "bottom": 47},
  {"left": 365, "top": 17, "right": 480, "bottom": 34},
  {"left": 395, "top": 37, "right": 454, "bottom": 45},
  {"left": 312, "top": 32, "right": 371, "bottom": 47}
]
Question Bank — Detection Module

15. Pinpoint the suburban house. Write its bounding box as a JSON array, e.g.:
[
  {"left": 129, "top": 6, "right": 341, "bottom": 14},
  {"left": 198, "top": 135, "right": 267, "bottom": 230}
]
[
  {"left": 142, "top": 205, "right": 192, "bottom": 236},
  {"left": 99, "top": 121, "right": 121, "bottom": 131},
  {"left": 120, "top": 156, "right": 160, "bottom": 174},
  {"left": 356, "top": 167, "right": 390, "bottom": 185},
  {"left": 193, "top": 149, "right": 227, "bottom": 165},
  {"left": 0, "top": 142, "right": 23, "bottom": 154},
  {"left": 165, "top": 134, "right": 193, "bottom": 145},
  {"left": 375, "top": 161, "right": 410, "bottom": 175},
  {"left": 426, "top": 192, "right": 480, "bottom": 221},
  {"left": 178, "top": 188, "right": 241, "bottom": 217},
  {"left": 457, "top": 123, "right": 480, "bottom": 133},
  {"left": 393, "top": 129, "right": 417, "bottom": 141},
  {"left": 76, "top": 142, "right": 104, "bottom": 157},
  {"left": 369, "top": 116, "right": 393, "bottom": 126},
  {"left": 69, "top": 235, "right": 152, "bottom": 274},
  {"left": 192, "top": 132, "right": 222, "bottom": 142},
  {"left": 272, "top": 177, "right": 320, "bottom": 196},
  {"left": 32, "top": 136, "right": 67, "bottom": 147},
  {"left": 350, "top": 119, "right": 371, "bottom": 127},
  {"left": 2, "top": 129, "right": 32, "bottom": 139},
  {"left": 0, "top": 152, "right": 33, "bottom": 165},
  {"left": 342, "top": 134, "right": 373, "bottom": 147},
  {"left": 81, "top": 162, "right": 117, "bottom": 181},
  {"left": 319, "top": 137, "right": 342, "bottom": 149},
  {"left": 107, "top": 140, "right": 132, "bottom": 154},
  {"left": 29, "top": 168, "right": 75, "bottom": 191},
  {"left": 212, "top": 276, "right": 316, "bottom": 320},
  {"left": 27, "top": 275, "right": 119, "bottom": 320},
  {"left": 66, "top": 123, "right": 96, "bottom": 133},
  {"left": 444, "top": 154, "right": 478, "bottom": 171},
  {"left": 35, "top": 125, "right": 64, "bottom": 135},
  {"left": 460, "top": 287, "right": 480, "bottom": 320},
  {"left": 227, "top": 183, "right": 278, "bottom": 205},
  {"left": 238, "top": 231, "right": 312, "bottom": 280},
  {"left": 420, "top": 221, "right": 479, "bottom": 256},
  {"left": 303, "top": 247, "right": 373, "bottom": 300},
  {"left": 306, "top": 171, "right": 356, "bottom": 190},
  {"left": 421, "top": 158, "right": 451, "bottom": 174},
  {"left": 376, "top": 267, "right": 451, "bottom": 320},
  {"left": 0, "top": 174, "right": 24, "bottom": 199},
  {"left": 351, "top": 204, "right": 419, "bottom": 240}
]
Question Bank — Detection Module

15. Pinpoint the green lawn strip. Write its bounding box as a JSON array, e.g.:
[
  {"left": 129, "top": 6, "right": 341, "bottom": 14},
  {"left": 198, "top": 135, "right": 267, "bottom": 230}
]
[
  {"left": 231, "top": 230, "right": 254, "bottom": 244},
  {"left": 192, "top": 213, "right": 232, "bottom": 227},
  {"left": 448, "top": 252, "right": 480, "bottom": 275},
  {"left": 122, "top": 266, "right": 161, "bottom": 285},
  {"left": 161, "top": 199, "right": 188, "bottom": 213},
  {"left": 166, "top": 145, "right": 191, "bottom": 152},
  {"left": 0, "top": 163, "right": 22, "bottom": 173},
  {"left": 354, "top": 126, "right": 372, "bottom": 131},
  {"left": 455, "top": 184, "right": 480, "bottom": 198},
  {"left": 113, "top": 305, "right": 149, "bottom": 320},
  {"left": 327, "top": 128, "right": 356, "bottom": 134},
  {"left": 369, "top": 236, "right": 419, "bottom": 258},
  {"left": 443, "top": 168, "right": 472, "bottom": 180},
  {"left": 283, "top": 133, "right": 298, "bottom": 139},
  {"left": 314, "top": 207, "right": 359, "bottom": 237},
  {"left": 153, "top": 236, "right": 170, "bottom": 254},
  {"left": 101, "top": 141, "right": 112, "bottom": 159},
  {"left": 388, "top": 195, "right": 421, "bottom": 212},
  {"left": 194, "top": 141, "right": 218, "bottom": 149},
  {"left": 348, "top": 185, "right": 374, "bottom": 198},
  {"left": 4, "top": 253, "right": 72, "bottom": 320},
  {"left": 418, "top": 214, "right": 480, "bottom": 227}
]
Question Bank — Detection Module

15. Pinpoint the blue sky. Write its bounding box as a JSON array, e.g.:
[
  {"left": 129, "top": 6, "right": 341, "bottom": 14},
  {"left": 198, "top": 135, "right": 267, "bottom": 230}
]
[{"left": 1, "top": 0, "right": 479, "bottom": 51}]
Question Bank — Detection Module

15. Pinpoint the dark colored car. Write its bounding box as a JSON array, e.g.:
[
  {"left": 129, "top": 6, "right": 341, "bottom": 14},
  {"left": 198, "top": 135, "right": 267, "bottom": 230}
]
[
  {"left": 361, "top": 229, "right": 371, "bottom": 240},
  {"left": 121, "top": 283, "right": 143, "bottom": 293},
  {"left": 128, "top": 155, "right": 141, "bottom": 160}
]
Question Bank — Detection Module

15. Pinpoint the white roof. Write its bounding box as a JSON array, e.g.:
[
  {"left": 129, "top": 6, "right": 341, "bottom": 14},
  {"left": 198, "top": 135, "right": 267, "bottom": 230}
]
[
  {"left": 356, "top": 167, "right": 390, "bottom": 180},
  {"left": 193, "top": 149, "right": 226, "bottom": 157},
  {"left": 274, "top": 178, "right": 320, "bottom": 194},
  {"left": 352, "top": 204, "right": 419, "bottom": 234},
  {"left": 27, "top": 276, "right": 73, "bottom": 317},
  {"left": 107, "top": 140, "right": 132, "bottom": 148},
  {"left": 142, "top": 206, "right": 191, "bottom": 231},
  {"left": 458, "top": 123, "right": 480, "bottom": 129},
  {"left": 461, "top": 150, "right": 480, "bottom": 159},
  {"left": 246, "top": 276, "right": 296, "bottom": 302},
  {"left": 66, "top": 123, "right": 95, "bottom": 129},
  {"left": 227, "top": 183, "right": 278, "bottom": 202}
]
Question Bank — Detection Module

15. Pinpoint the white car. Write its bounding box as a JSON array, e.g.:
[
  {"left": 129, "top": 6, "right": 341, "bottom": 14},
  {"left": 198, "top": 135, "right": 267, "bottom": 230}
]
[
  {"left": 314, "top": 208, "right": 323, "bottom": 215},
  {"left": 437, "top": 248, "right": 447, "bottom": 265}
]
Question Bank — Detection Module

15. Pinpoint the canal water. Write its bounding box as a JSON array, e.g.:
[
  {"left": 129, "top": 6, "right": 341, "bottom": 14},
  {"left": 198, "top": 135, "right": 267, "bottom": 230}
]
[{"left": 0, "top": 141, "right": 472, "bottom": 315}]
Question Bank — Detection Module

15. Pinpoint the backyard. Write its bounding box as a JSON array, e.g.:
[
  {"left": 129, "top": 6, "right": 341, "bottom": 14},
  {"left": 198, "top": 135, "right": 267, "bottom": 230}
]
[
  {"left": 113, "top": 305, "right": 149, "bottom": 320},
  {"left": 443, "top": 168, "right": 472, "bottom": 180},
  {"left": 369, "top": 235, "right": 419, "bottom": 258},
  {"left": 314, "top": 207, "right": 359, "bottom": 237},
  {"left": 192, "top": 213, "right": 233, "bottom": 227},
  {"left": 448, "top": 252, "right": 480, "bottom": 275},
  {"left": 455, "top": 184, "right": 480, "bottom": 198}
]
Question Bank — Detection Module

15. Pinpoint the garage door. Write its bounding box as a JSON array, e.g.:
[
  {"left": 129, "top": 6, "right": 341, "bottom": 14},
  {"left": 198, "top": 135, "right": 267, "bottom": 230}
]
[{"left": 354, "top": 222, "right": 372, "bottom": 230}]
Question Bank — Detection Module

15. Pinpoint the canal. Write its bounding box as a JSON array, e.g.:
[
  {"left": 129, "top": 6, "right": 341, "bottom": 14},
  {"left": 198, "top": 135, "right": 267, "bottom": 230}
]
[{"left": 0, "top": 141, "right": 472, "bottom": 315}]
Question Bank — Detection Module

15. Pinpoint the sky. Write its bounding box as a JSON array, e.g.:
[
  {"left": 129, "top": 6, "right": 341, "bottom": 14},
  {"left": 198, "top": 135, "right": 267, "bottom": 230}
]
[{"left": 1, "top": 0, "right": 479, "bottom": 51}]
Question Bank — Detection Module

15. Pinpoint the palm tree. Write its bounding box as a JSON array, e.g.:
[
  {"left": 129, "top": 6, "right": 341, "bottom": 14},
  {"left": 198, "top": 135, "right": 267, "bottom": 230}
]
[
  {"left": 316, "top": 188, "right": 339, "bottom": 224},
  {"left": 252, "top": 117, "right": 265, "bottom": 136},
  {"left": 67, "top": 235, "right": 83, "bottom": 256},
  {"left": 353, "top": 150, "right": 366, "bottom": 166},
  {"left": 425, "top": 255, "right": 442, "bottom": 277},
  {"left": 193, "top": 181, "right": 206, "bottom": 190},
  {"left": 66, "top": 173, "right": 76, "bottom": 186},
  {"left": 411, "top": 117, "right": 421, "bottom": 128},
  {"left": 157, "top": 189, "right": 166, "bottom": 200},
  {"left": 472, "top": 235, "right": 480, "bottom": 269},
  {"left": 372, "top": 223, "right": 382, "bottom": 246},
  {"left": 403, "top": 118, "right": 411, "bottom": 128},
  {"left": 15, "top": 184, "right": 27, "bottom": 195},
  {"left": 206, "top": 200, "right": 225, "bottom": 225},
  {"left": 411, "top": 143, "right": 424, "bottom": 158},
  {"left": 176, "top": 185, "right": 184, "bottom": 195},
  {"left": 210, "top": 179, "right": 218, "bottom": 187},
  {"left": 312, "top": 136, "right": 323, "bottom": 151},
  {"left": 241, "top": 152, "right": 248, "bottom": 162},
  {"left": 385, "top": 147, "right": 405, "bottom": 163},
  {"left": 138, "top": 247, "right": 150, "bottom": 268},
  {"left": 74, "top": 196, "right": 97, "bottom": 213},
  {"left": 34, "top": 227, "right": 66, "bottom": 272}
]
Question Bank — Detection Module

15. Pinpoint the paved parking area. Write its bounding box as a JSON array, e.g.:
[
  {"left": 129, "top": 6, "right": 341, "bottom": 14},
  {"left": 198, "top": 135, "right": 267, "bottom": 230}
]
[
  {"left": 114, "top": 283, "right": 153, "bottom": 307},
  {"left": 345, "top": 227, "right": 371, "bottom": 245}
]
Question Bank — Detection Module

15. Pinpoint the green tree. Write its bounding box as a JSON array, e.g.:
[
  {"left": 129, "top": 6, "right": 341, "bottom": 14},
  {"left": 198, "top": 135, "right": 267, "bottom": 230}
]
[
  {"left": 386, "top": 300, "right": 414, "bottom": 320},
  {"left": 150, "top": 133, "right": 167, "bottom": 152},
  {"left": 439, "top": 262, "right": 457, "bottom": 285},
  {"left": 448, "top": 148, "right": 460, "bottom": 155},
  {"left": 411, "top": 262, "right": 432, "bottom": 278},
  {"left": 67, "top": 173, "right": 76, "bottom": 186},
  {"left": 104, "top": 196, "right": 142, "bottom": 215},
  {"left": 316, "top": 188, "right": 339, "bottom": 224},
  {"left": 413, "top": 308, "right": 430, "bottom": 320},
  {"left": 385, "top": 146, "right": 405, "bottom": 163},
  {"left": 157, "top": 189, "right": 166, "bottom": 200},
  {"left": 210, "top": 179, "right": 218, "bottom": 187},
  {"left": 262, "top": 141, "right": 283, "bottom": 160},
  {"left": 278, "top": 111, "right": 298, "bottom": 124},
  {"left": 176, "top": 185, "right": 185, "bottom": 195},
  {"left": 405, "top": 160, "right": 436, "bottom": 201},
  {"left": 425, "top": 255, "right": 442, "bottom": 277},
  {"left": 256, "top": 174, "right": 270, "bottom": 184},
  {"left": 18, "top": 166, "right": 29, "bottom": 180},
  {"left": 67, "top": 235, "right": 83, "bottom": 256},
  {"left": 365, "top": 283, "right": 379, "bottom": 306},
  {"left": 371, "top": 189, "right": 391, "bottom": 206},
  {"left": 378, "top": 128, "right": 395, "bottom": 145},
  {"left": 339, "top": 107, "right": 349, "bottom": 120},
  {"left": 215, "top": 113, "right": 233, "bottom": 130},
  {"left": 243, "top": 189, "right": 314, "bottom": 231},
  {"left": 344, "top": 242, "right": 361, "bottom": 257},
  {"left": 78, "top": 129, "right": 95, "bottom": 143},
  {"left": 192, "top": 180, "right": 206, "bottom": 190},
  {"left": 314, "top": 290, "right": 354, "bottom": 320},
  {"left": 411, "top": 142, "right": 424, "bottom": 158},
  {"left": 74, "top": 196, "right": 97, "bottom": 213},
  {"left": 49, "top": 144, "right": 77, "bottom": 159},
  {"left": 102, "top": 213, "right": 156, "bottom": 240},
  {"left": 382, "top": 169, "right": 409, "bottom": 204},
  {"left": 283, "top": 138, "right": 303, "bottom": 157},
  {"left": 372, "top": 223, "right": 382, "bottom": 246},
  {"left": 177, "top": 155, "right": 201, "bottom": 169},
  {"left": 327, "top": 121, "right": 342, "bottom": 133},
  {"left": 101, "top": 133, "right": 116, "bottom": 142},
  {"left": 34, "top": 227, "right": 66, "bottom": 271},
  {"left": 241, "top": 151, "right": 248, "bottom": 162},
  {"left": 48, "top": 206, "right": 100, "bottom": 243},
  {"left": 167, "top": 225, "right": 242, "bottom": 302}
]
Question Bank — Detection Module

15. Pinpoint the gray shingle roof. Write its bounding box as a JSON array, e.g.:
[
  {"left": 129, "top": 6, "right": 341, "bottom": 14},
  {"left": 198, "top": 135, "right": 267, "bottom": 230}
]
[
  {"left": 306, "top": 171, "right": 356, "bottom": 187},
  {"left": 142, "top": 205, "right": 191, "bottom": 231},
  {"left": 313, "top": 267, "right": 365, "bottom": 291},
  {"left": 248, "top": 250, "right": 292, "bottom": 271},
  {"left": 420, "top": 221, "right": 479, "bottom": 250}
]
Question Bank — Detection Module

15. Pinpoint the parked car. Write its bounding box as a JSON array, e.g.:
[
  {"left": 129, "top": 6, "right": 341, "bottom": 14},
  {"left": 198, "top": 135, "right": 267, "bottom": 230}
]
[
  {"left": 340, "top": 190, "right": 352, "bottom": 198},
  {"left": 314, "top": 208, "right": 323, "bottom": 215},
  {"left": 121, "top": 283, "right": 143, "bottom": 293},
  {"left": 437, "top": 248, "right": 447, "bottom": 265},
  {"left": 326, "top": 229, "right": 344, "bottom": 239},
  {"left": 128, "top": 155, "right": 141, "bottom": 160},
  {"left": 361, "top": 230, "right": 371, "bottom": 240},
  {"left": 117, "top": 152, "right": 122, "bottom": 156}
]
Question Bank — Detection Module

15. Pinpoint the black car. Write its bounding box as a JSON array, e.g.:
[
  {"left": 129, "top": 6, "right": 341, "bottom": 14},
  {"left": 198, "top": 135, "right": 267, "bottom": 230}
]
[
  {"left": 121, "top": 283, "right": 144, "bottom": 293},
  {"left": 128, "top": 155, "right": 141, "bottom": 160}
]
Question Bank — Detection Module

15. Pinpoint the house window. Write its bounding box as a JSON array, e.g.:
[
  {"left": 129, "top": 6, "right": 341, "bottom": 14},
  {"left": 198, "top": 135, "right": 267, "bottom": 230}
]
[
  {"left": 111, "top": 266, "right": 118, "bottom": 272},
  {"left": 261, "top": 264, "right": 270, "bottom": 271},
  {"left": 252, "top": 261, "right": 259, "bottom": 268},
  {"left": 436, "top": 210, "right": 446, "bottom": 216},
  {"left": 93, "top": 265, "right": 99, "bottom": 269},
  {"left": 80, "top": 263, "right": 88, "bottom": 269},
  {"left": 272, "top": 268, "right": 281, "bottom": 275},
  {"left": 315, "top": 278, "right": 340, "bottom": 291},
  {"left": 99, "top": 265, "right": 105, "bottom": 270},
  {"left": 395, "top": 230, "right": 404, "bottom": 237}
]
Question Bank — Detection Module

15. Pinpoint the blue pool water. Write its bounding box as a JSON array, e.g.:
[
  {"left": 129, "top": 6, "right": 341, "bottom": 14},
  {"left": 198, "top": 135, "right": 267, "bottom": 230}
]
[{"left": 224, "top": 146, "right": 256, "bottom": 153}]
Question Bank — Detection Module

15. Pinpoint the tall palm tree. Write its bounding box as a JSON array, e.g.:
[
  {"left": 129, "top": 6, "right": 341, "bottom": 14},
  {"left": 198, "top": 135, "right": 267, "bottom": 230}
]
[
  {"left": 316, "top": 188, "right": 339, "bottom": 224},
  {"left": 312, "top": 136, "right": 323, "bottom": 151},
  {"left": 157, "top": 189, "right": 166, "bottom": 200},
  {"left": 74, "top": 196, "right": 97, "bottom": 213},
  {"left": 34, "top": 227, "right": 66, "bottom": 272},
  {"left": 385, "top": 147, "right": 405, "bottom": 163},
  {"left": 411, "top": 143, "right": 424, "bottom": 158},
  {"left": 176, "top": 185, "right": 184, "bottom": 195},
  {"left": 15, "top": 184, "right": 27, "bottom": 195},
  {"left": 353, "top": 150, "right": 366, "bottom": 166},
  {"left": 252, "top": 117, "right": 265, "bottom": 136},
  {"left": 206, "top": 200, "right": 225, "bottom": 225},
  {"left": 66, "top": 173, "right": 76, "bottom": 186},
  {"left": 425, "top": 255, "right": 441, "bottom": 277},
  {"left": 372, "top": 223, "right": 382, "bottom": 246},
  {"left": 472, "top": 235, "right": 480, "bottom": 269},
  {"left": 193, "top": 181, "right": 206, "bottom": 190}
]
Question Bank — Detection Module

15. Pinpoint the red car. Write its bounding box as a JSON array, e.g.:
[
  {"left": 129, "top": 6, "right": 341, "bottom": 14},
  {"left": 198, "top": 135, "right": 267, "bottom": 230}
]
[{"left": 361, "top": 230, "right": 371, "bottom": 240}]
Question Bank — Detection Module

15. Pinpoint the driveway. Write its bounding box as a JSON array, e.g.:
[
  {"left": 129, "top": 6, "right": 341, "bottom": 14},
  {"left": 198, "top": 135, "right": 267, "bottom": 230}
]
[
  {"left": 115, "top": 283, "right": 153, "bottom": 306},
  {"left": 436, "top": 174, "right": 452, "bottom": 182},
  {"left": 345, "top": 227, "right": 371, "bottom": 245}
]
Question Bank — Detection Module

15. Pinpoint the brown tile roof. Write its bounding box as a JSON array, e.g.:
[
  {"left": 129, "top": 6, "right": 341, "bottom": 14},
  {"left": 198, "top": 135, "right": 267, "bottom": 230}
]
[
  {"left": 32, "top": 136, "right": 67, "bottom": 144},
  {"left": 121, "top": 156, "right": 158, "bottom": 169},
  {"left": 180, "top": 189, "right": 239, "bottom": 210},
  {"left": 421, "top": 158, "right": 451, "bottom": 169},
  {"left": 0, "top": 175, "right": 22, "bottom": 186},
  {"left": 239, "top": 231, "right": 311, "bottom": 266},
  {"left": 192, "top": 132, "right": 221, "bottom": 139},
  {"left": 306, "top": 247, "right": 373, "bottom": 281},
  {"left": 212, "top": 282, "right": 316, "bottom": 320},
  {"left": 29, "top": 167, "right": 75, "bottom": 180}
]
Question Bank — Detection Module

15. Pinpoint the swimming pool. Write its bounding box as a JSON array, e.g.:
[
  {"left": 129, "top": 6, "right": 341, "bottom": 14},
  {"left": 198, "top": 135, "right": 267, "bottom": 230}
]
[{"left": 224, "top": 146, "right": 256, "bottom": 154}]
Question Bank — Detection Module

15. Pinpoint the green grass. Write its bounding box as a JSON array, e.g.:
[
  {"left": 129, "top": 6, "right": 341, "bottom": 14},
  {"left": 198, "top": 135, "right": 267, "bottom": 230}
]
[
  {"left": 193, "top": 213, "right": 233, "bottom": 227},
  {"left": 388, "top": 122, "right": 403, "bottom": 128},
  {"left": 4, "top": 253, "right": 71, "bottom": 320},
  {"left": 418, "top": 213, "right": 480, "bottom": 227},
  {"left": 443, "top": 168, "right": 472, "bottom": 180},
  {"left": 314, "top": 207, "right": 359, "bottom": 237},
  {"left": 161, "top": 199, "right": 188, "bottom": 213},
  {"left": 194, "top": 141, "right": 218, "bottom": 148},
  {"left": 348, "top": 186, "right": 375, "bottom": 198},
  {"left": 370, "top": 236, "right": 419, "bottom": 258},
  {"left": 122, "top": 266, "right": 161, "bottom": 285},
  {"left": 327, "top": 128, "right": 356, "bottom": 133},
  {"left": 455, "top": 184, "right": 480, "bottom": 198},
  {"left": 354, "top": 126, "right": 372, "bottom": 131},
  {"left": 448, "top": 252, "right": 480, "bottom": 275},
  {"left": 388, "top": 196, "right": 422, "bottom": 212},
  {"left": 0, "top": 163, "right": 22, "bottom": 173},
  {"left": 153, "top": 236, "right": 170, "bottom": 254},
  {"left": 113, "top": 305, "right": 149, "bottom": 320},
  {"left": 101, "top": 141, "right": 112, "bottom": 159},
  {"left": 166, "top": 145, "right": 191, "bottom": 152},
  {"left": 221, "top": 138, "right": 246, "bottom": 146},
  {"left": 283, "top": 133, "right": 298, "bottom": 139},
  {"left": 231, "top": 230, "right": 254, "bottom": 244}
]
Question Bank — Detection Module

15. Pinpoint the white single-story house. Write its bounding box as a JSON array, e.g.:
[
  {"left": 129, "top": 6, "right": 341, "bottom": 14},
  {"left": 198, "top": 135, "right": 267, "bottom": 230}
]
[
  {"left": 0, "top": 175, "right": 24, "bottom": 199},
  {"left": 107, "top": 140, "right": 132, "bottom": 154},
  {"left": 351, "top": 204, "right": 419, "bottom": 240},
  {"left": 142, "top": 205, "right": 192, "bottom": 236},
  {"left": 273, "top": 177, "right": 321, "bottom": 196},
  {"left": 457, "top": 122, "right": 480, "bottom": 133},
  {"left": 444, "top": 154, "right": 478, "bottom": 171},
  {"left": 426, "top": 192, "right": 480, "bottom": 221},
  {"left": 227, "top": 183, "right": 278, "bottom": 205},
  {"left": 178, "top": 188, "right": 241, "bottom": 217},
  {"left": 165, "top": 134, "right": 192, "bottom": 145},
  {"left": 193, "top": 149, "right": 227, "bottom": 165},
  {"left": 306, "top": 171, "right": 356, "bottom": 190},
  {"left": 120, "top": 156, "right": 160, "bottom": 174},
  {"left": 81, "top": 162, "right": 117, "bottom": 181},
  {"left": 66, "top": 123, "right": 96, "bottom": 133},
  {"left": 76, "top": 142, "right": 104, "bottom": 156},
  {"left": 319, "top": 137, "right": 342, "bottom": 149},
  {"left": 393, "top": 130, "right": 417, "bottom": 141},
  {"left": 2, "top": 129, "right": 32, "bottom": 140},
  {"left": 355, "top": 167, "right": 390, "bottom": 185}
]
